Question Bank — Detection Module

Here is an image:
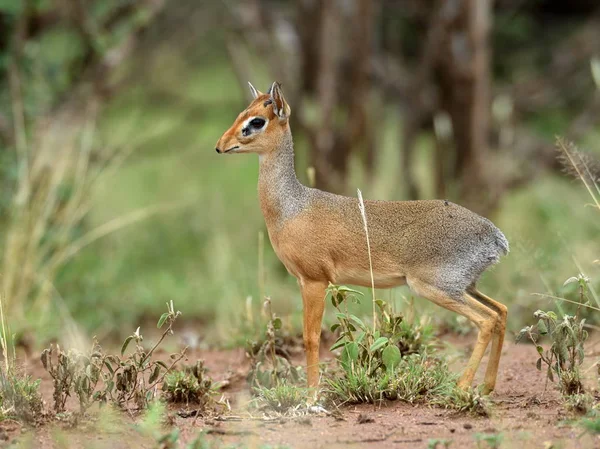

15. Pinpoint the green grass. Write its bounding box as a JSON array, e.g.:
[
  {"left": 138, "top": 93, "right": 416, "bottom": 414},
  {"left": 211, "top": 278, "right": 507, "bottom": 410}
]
[
  {"left": 325, "top": 352, "right": 490, "bottom": 415},
  {"left": 251, "top": 381, "right": 309, "bottom": 414}
]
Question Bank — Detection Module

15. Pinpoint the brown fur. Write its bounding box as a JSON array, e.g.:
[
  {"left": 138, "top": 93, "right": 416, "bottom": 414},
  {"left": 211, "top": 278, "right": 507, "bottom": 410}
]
[{"left": 216, "top": 82, "right": 509, "bottom": 394}]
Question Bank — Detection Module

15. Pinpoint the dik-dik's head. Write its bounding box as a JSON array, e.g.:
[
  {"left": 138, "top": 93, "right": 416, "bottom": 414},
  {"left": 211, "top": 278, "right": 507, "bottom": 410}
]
[{"left": 215, "top": 81, "right": 291, "bottom": 155}]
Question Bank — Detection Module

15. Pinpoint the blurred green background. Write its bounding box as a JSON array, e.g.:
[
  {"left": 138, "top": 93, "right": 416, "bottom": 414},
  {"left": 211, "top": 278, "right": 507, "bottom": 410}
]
[{"left": 1, "top": 0, "right": 599, "bottom": 349}]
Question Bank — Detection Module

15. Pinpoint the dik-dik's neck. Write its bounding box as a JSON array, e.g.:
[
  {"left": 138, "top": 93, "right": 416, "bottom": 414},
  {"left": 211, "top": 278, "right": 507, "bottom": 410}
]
[{"left": 258, "top": 131, "right": 307, "bottom": 227}]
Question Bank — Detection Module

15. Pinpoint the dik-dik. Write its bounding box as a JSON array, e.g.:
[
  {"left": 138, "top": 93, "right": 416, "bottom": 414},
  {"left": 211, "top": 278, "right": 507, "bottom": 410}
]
[{"left": 215, "top": 82, "right": 509, "bottom": 394}]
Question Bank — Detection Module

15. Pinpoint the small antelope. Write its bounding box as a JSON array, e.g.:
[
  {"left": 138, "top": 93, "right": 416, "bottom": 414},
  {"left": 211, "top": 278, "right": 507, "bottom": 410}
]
[{"left": 216, "top": 82, "right": 509, "bottom": 394}]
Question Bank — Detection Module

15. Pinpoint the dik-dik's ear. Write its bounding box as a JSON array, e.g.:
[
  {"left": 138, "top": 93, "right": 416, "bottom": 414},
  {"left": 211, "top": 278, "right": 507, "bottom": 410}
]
[
  {"left": 268, "top": 81, "right": 291, "bottom": 122},
  {"left": 247, "top": 81, "right": 262, "bottom": 99}
]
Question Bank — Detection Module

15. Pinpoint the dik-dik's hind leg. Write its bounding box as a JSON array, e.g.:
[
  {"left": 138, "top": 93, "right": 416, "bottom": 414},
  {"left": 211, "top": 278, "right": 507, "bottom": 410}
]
[
  {"left": 469, "top": 288, "right": 508, "bottom": 394},
  {"left": 299, "top": 280, "right": 327, "bottom": 389},
  {"left": 408, "top": 278, "right": 498, "bottom": 391}
]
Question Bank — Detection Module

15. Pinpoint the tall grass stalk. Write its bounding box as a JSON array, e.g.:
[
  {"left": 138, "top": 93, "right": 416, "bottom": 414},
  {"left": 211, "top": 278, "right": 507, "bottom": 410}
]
[
  {"left": 533, "top": 293, "right": 600, "bottom": 313},
  {"left": 357, "top": 189, "right": 377, "bottom": 332},
  {"left": 0, "top": 295, "right": 12, "bottom": 373},
  {"left": 556, "top": 137, "right": 600, "bottom": 211},
  {"left": 555, "top": 137, "right": 600, "bottom": 309},
  {"left": 573, "top": 257, "right": 600, "bottom": 309}
]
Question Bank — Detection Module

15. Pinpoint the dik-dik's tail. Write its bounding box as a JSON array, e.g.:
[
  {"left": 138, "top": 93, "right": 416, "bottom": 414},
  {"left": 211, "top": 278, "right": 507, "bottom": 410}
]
[{"left": 495, "top": 228, "right": 509, "bottom": 257}]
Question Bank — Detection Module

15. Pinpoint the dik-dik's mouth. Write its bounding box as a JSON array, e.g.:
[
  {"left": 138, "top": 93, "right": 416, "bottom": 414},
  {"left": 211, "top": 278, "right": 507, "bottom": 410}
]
[{"left": 215, "top": 145, "right": 240, "bottom": 154}]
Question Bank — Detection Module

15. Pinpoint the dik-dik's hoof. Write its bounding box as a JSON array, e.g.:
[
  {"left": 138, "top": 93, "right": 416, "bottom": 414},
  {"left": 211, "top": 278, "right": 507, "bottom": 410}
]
[{"left": 457, "top": 380, "right": 495, "bottom": 396}]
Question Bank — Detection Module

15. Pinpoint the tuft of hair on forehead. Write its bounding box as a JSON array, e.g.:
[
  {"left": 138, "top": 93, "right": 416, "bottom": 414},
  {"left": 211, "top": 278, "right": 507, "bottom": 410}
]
[{"left": 243, "top": 94, "right": 278, "bottom": 120}]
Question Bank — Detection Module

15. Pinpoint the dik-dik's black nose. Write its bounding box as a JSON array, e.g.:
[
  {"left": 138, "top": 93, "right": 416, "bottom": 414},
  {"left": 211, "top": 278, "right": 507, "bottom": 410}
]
[{"left": 215, "top": 147, "right": 221, "bottom": 154}]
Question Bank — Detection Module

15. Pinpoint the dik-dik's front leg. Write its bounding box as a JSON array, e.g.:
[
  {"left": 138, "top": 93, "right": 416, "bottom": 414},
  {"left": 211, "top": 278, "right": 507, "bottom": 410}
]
[{"left": 299, "top": 280, "right": 327, "bottom": 389}]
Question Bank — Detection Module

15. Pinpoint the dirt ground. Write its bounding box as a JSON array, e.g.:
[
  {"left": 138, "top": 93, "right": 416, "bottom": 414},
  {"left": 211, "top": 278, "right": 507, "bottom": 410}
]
[{"left": 4, "top": 335, "right": 600, "bottom": 449}]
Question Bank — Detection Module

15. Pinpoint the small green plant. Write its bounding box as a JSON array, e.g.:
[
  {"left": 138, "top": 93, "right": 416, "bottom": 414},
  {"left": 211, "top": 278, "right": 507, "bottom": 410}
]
[
  {"left": 388, "top": 354, "right": 453, "bottom": 402},
  {"left": 517, "top": 305, "right": 588, "bottom": 395},
  {"left": 41, "top": 301, "right": 187, "bottom": 413},
  {"left": 246, "top": 298, "right": 303, "bottom": 389},
  {"left": 0, "top": 370, "right": 44, "bottom": 423},
  {"left": 328, "top": 284, "right": 403, "bottom": 376},
  {"left": 474, "top": 432, "right": 503, "bottom": 449},
  {"left": 245, "top": 298, "right": 307, "bottom": 413},
  {"left": 0, "top": 295, "right": 44, "bottom": 424},
  {"left": 564, "top": 392, "right": 593, "bottom": 415},
  {"left": 252, "top": 380, "right": 309, "bottom": 413},
  {"left": 428, "top": 439, "right": 452, "bottom": 449},
  {"left": 326, "top": 361, "right": 388, "bottom": 404},
  {"left": 325, "top": 284, "right": 485, "bottom": 414},
  {"left": 441, "top": 386, "right": 490, "bottom": 416},
  {"left": 162, "top": 360, "right": 217, "bottom": 407}
]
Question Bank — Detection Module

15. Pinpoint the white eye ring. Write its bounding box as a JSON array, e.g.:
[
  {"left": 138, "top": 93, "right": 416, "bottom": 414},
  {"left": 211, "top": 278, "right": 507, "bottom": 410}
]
[{"left": 241, "top": 116, "right": 268, "bottom": 136}]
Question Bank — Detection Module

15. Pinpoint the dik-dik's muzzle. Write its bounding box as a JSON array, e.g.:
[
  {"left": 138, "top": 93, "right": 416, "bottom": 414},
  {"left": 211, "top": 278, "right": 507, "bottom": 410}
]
[{"left": 215, "top": 145, "right": 239, "bottom": 154}]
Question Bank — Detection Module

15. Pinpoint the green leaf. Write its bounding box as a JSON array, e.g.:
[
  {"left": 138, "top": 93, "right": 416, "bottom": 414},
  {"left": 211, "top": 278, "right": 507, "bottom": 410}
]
[
  {"left": 537, "top": 319, "right": 548, "bottom": 335},
  {"left": 121, "top": 336, "right": 134, "bottom": 356},
  {"left": 104, "top": 360, "right": 114, "bottom": 375},
  {"left": 331, "top": 293, "right": 344, "bottom": 308},
  {"left": 330, "top": 323, "right": 341, "bottom": 333},
  {"left": 157, "top": 313, "right": 169, "bottom": 329},
  {"left": 330, "top": 338, "right": 347, "bottom": 352},
  {"left": 272, "top": 317, "right": 282, "bottom": 330},
  {"left": 349, "top": 315, "right": 367, "bottom": 330},
  {"left": 341, "top": 342, "right": 359, "bottom": 369},
  {"left": 370, "top": 337, "right": 389, "bottom": 352},
  {"left": 156, "top": 360, "right": 169, "bottom": 370},
  {"left": 536, "top": 345, "right": 543, "bottom": 355},
  {"left": 536, "top": 358, "right": 542, "bottom": 371},
  {"left": 149, "top": 365, "right": 161, "bottom": 384},
  {"left": 382, "top": 345, "right": 401, "bottom": 371},
  {"left": 337, "top": 285, "right": 363, "bottom": 296},
  {"left": 355, "top": 331, "right": 366, "bottom": 345}
]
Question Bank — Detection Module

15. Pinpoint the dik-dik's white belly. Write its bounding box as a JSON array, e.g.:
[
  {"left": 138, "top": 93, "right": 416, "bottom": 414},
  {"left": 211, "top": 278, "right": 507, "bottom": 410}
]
[{"left": 333, "top": 267, "right": 407, "bottom": 289}]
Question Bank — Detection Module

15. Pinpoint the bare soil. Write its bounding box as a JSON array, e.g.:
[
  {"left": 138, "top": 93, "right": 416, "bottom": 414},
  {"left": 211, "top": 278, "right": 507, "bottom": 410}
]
[{"left": 4, "top": 336, "right": 600, "bottom": 449}]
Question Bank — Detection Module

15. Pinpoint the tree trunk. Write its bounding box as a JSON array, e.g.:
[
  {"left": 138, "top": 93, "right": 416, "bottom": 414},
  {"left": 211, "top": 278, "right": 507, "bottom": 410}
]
[
  {"left": 437, "top": 0, "right": 492, "bottom": 214},
  {"left": 311, "top": 0, "right": 343, "bottom": 191},
  {"left": 345, "top": 0, "right": 375, "bottom": 178}
]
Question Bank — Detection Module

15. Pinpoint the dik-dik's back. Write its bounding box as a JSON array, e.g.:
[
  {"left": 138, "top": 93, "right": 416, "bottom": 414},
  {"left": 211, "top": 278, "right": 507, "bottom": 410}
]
[
  {"left": 274, "top": 188, "right": 508, "bottom": 299},
  {"left": 216, "top": 81, "right": 508, "bottom": 393}
]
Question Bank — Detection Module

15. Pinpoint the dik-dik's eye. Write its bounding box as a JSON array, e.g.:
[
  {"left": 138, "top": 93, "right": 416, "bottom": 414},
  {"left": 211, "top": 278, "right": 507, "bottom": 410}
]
[
  {"left": 241, "top": 117, "right": 267, "bottom": 137},
  {"left": 250, "top": 118, "right": 266, "bottom": 129}
]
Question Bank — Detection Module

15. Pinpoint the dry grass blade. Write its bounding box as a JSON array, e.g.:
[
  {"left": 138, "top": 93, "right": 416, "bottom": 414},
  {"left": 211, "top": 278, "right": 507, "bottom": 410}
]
[
  {"left": 532, "top": 293, "right": 600, "bottom": 313},
  {"left": 357, "top": 189, "right": 377, "bottom": 331}
]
